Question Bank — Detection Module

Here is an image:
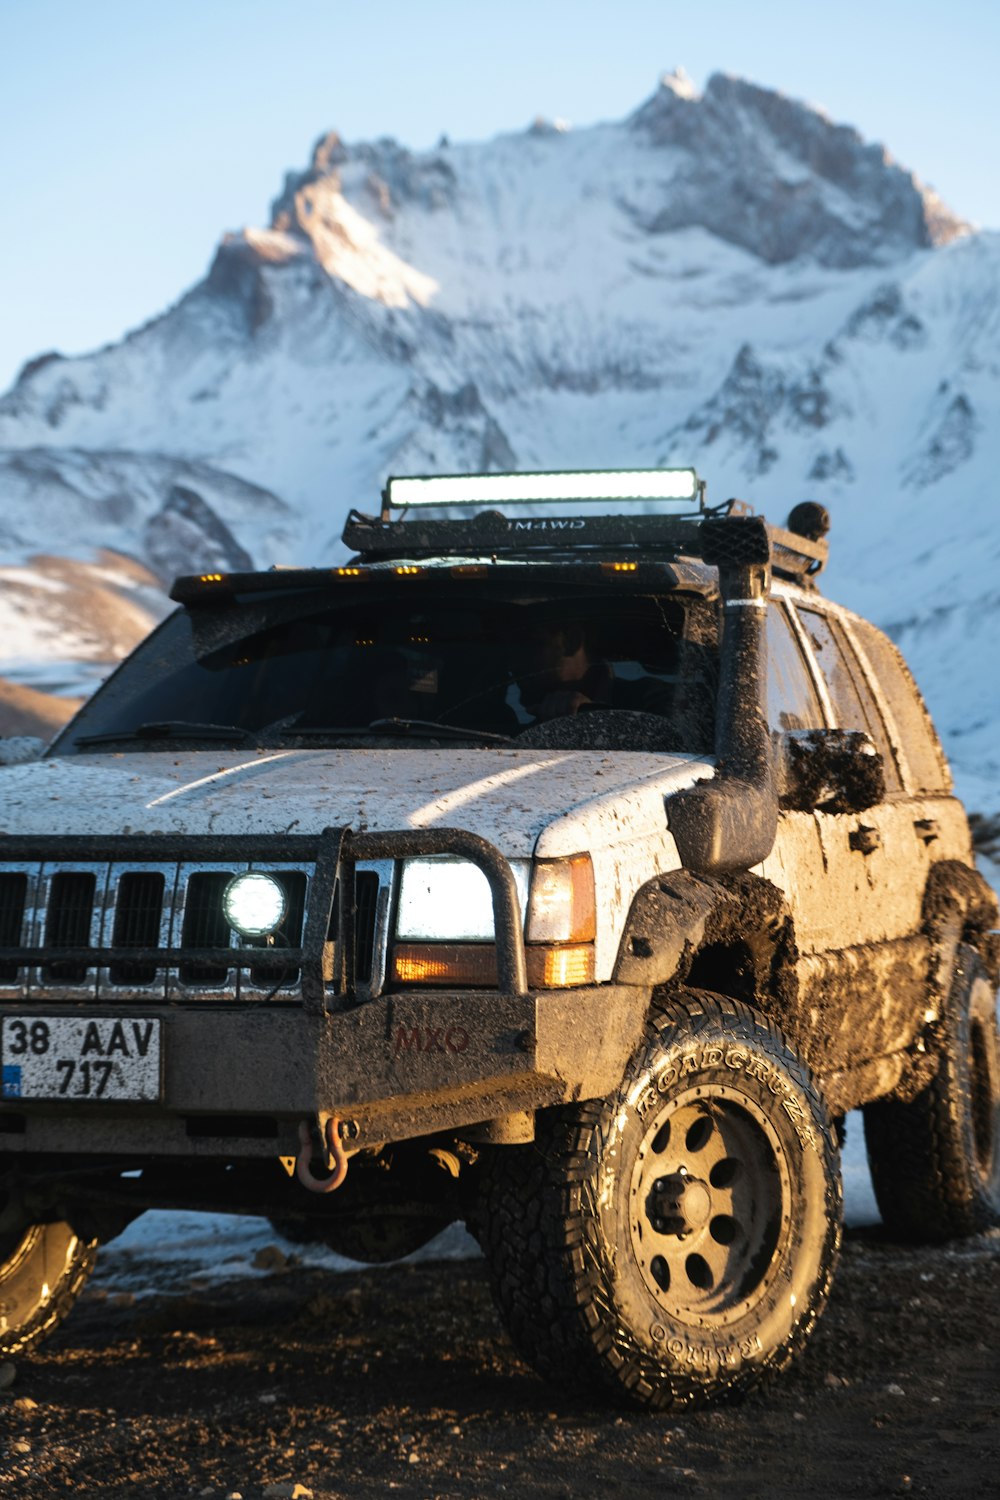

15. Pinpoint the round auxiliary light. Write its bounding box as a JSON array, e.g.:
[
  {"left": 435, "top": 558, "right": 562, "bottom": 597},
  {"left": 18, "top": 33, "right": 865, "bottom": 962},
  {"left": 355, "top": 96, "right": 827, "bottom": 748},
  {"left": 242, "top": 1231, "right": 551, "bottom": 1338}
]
[{"left": 222, "top": 872, "right": 287, "bottom": 937}]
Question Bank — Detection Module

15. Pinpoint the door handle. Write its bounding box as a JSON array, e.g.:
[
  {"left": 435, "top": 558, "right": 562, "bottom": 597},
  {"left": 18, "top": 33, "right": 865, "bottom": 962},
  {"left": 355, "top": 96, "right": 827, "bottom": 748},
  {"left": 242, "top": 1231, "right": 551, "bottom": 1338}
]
[
  {"left": 914, "top": 818, "right": 940, "bottom": 844},
  {"left": 849, "top": 825, "right": 881, "bottom": 855}
]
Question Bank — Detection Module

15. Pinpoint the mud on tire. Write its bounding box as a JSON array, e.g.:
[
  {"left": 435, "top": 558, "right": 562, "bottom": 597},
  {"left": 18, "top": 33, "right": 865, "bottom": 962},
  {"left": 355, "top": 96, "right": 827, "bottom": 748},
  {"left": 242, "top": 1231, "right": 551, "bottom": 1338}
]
[
  {"left": 864, "top": 943, "right": 1000, "bottom": 1241},
  {"left": 0, "top": 1220, "right": 97, "bottom": 1357},
  {"left": 478, "top": 991, "right": 841, "bottom": 1410}
]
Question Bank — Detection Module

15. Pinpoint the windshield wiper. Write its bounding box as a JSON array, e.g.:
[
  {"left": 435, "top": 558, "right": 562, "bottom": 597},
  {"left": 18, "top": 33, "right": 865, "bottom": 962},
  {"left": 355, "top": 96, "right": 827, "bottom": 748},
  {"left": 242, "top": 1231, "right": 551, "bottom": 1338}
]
[
  {"left": 76, "top": 721, "right": 254, "bottom": 747},
  {"left": 287, "top": 717, "right": 514, "bottom": 746}
]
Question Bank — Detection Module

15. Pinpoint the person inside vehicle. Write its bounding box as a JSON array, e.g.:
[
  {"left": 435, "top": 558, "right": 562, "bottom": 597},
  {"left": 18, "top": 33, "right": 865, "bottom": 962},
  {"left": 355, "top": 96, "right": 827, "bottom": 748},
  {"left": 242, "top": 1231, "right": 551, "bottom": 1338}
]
[{"left": 515, "top": 620, "right": 673, "bottom": 723}]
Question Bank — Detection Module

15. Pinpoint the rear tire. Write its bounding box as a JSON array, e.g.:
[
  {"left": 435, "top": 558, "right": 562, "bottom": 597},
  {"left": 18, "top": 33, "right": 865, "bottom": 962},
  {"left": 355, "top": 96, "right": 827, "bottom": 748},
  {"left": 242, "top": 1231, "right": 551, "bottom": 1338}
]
[
  {"left": 0, "top": 1220, "right": 97, "bottom": 1356},
  {"left": 479, "top": 991, "right": 841, "bottom": 1410},
  {"left": 864, "top": 944, "right": 1000, "bottom": 1240}
]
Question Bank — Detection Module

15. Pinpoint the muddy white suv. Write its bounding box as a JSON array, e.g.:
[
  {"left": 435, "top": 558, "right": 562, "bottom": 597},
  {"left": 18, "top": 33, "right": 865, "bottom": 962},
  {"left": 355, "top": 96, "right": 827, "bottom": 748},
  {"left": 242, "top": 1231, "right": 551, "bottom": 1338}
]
[{"left": 1, "top": 469, "right": 997, "bottom": 1409}]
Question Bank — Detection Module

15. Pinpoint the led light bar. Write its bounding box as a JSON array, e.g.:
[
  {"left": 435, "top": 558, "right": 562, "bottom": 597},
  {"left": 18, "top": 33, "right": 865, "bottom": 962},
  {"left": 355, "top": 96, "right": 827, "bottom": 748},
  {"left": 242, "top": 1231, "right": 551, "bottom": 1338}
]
[{"left": 385, "top": 469, "right": 701, "bottom": 510}]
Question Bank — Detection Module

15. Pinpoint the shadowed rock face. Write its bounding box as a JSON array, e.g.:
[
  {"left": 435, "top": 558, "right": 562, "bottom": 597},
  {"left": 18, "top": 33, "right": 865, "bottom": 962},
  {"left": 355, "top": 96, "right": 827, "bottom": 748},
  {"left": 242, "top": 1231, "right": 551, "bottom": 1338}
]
[
  {"left": 629, "top": 71, "right": 968, "bottom": 267},
  {"left": 271, "top": 129, "right": 459, "bottom": 231},
  {"left": 144, "top": 484, "right": 255, "bottom": 583}
]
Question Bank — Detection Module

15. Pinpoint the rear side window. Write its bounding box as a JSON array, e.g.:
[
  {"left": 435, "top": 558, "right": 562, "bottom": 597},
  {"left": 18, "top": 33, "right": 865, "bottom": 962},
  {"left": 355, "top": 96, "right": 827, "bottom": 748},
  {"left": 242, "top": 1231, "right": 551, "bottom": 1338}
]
[
  {"left": 849, "top": 619, "right": 951, "bottom": 793},
  {"left": 766, "top": 602, "right": 824, "bottom": 732},
  {"left": 796, "top": 606, "right": 902, "bottom": 793}
]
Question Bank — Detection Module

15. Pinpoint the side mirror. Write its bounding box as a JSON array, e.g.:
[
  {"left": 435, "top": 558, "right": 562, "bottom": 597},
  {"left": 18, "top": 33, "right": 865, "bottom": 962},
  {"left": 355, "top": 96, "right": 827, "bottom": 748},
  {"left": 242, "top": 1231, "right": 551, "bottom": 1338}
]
[
  {"left": 776, "top": 728, "right": 885, "bottom": 814},
  {"left": 0, "top": 736, "right": 47, "bottom": 766}
]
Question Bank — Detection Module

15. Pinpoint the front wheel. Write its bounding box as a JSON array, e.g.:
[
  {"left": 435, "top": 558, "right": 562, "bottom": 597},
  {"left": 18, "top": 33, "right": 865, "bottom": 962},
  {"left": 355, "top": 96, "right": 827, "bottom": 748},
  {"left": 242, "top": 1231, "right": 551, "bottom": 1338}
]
[
  {"left": 479, "top": 992, "right": 841, "bottom": 1409},
  {"left": 0, "top": 1220, "right": 97, "bottom": 1356}
]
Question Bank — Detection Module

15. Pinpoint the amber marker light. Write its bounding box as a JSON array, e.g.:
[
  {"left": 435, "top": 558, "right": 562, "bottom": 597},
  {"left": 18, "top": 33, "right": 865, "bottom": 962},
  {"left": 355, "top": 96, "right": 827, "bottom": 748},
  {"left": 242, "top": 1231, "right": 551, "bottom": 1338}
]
[
  {"left": 602, "top": 561, "right": 638, "bottom": 574},
  {"left": 390, "top": 942, "right": 595, "bottom": 989},
  {"left": 395, "top": 565, "right": 422, "bottom": 576},
  {"left": 535, "top": 944, "right": 596, "bottom": 987},
  {"left": 335, "top": 566, "right": 367, "bottom": 578},
  {"left": 392, "top": 944, "right": 499, "bottom": 986},
  {"left": 199, "top": 573, "right": 224, "bottom": 583}
]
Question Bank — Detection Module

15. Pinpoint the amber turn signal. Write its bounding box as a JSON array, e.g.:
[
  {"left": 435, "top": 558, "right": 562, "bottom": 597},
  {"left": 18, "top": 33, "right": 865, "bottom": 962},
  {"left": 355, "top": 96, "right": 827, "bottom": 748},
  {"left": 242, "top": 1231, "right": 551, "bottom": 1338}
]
[{"left": 391, "top": 942, "right": 595, "bottom": 989}]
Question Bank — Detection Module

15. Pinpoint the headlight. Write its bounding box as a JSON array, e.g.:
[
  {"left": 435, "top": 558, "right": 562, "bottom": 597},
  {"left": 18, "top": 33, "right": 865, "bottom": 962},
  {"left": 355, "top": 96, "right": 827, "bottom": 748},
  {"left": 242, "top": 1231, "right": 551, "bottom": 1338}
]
[
  {"left": 526, "top": 855, "right": 596, "bottom": 943},
  {"left": 391, "top": 853, "right": 596, "bottom": 989},
  {"left": 396, "top": 856, "right": 530, "bottom": 941},
  {"left": 223, "top": 872, "right": 287, "bottom": 937}
]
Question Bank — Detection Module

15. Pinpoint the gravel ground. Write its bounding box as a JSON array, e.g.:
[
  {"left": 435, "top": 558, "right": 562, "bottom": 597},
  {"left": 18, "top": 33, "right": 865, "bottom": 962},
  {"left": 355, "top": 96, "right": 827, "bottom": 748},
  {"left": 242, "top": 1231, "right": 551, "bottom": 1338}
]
[{"left": 0, "top": 1223, "right": 997, "bottom": 1500}]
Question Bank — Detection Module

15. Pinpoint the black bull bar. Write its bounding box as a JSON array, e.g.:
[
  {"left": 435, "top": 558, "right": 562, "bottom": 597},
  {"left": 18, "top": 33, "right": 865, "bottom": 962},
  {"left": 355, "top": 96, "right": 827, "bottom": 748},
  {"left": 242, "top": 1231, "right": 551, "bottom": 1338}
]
[{"left": 0, "top": 827, "right": 529, "bottom": 1009}]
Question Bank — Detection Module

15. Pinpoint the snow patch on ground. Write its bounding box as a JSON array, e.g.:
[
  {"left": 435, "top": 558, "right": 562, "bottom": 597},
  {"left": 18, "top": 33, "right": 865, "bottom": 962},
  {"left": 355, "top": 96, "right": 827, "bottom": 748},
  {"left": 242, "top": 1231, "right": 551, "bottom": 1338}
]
[{"left": 94, "top": 1211, "right": 480, "bottom": 1296}]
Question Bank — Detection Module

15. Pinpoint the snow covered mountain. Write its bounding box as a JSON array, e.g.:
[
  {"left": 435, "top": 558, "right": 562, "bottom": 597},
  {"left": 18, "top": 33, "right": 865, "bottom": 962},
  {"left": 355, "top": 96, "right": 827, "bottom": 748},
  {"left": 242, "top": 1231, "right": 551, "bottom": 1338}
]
[{"left": 0, "top": 69, "right": 996, "bottom": 832}]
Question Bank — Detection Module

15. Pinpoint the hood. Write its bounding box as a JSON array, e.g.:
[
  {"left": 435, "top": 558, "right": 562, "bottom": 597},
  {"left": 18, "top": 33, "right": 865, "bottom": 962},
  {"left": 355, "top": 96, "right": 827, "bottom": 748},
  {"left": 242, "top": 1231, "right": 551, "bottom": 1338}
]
[{"left": 0, "top": 747, "right": 714, "bottom": 859}]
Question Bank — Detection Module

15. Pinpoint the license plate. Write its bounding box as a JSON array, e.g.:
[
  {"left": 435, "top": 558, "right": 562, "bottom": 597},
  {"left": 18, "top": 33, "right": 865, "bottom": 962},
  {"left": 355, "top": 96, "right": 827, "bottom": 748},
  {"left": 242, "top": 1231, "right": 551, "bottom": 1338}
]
[{"left": 1, "top": 1016, "right": 162, "bottom": 1102}]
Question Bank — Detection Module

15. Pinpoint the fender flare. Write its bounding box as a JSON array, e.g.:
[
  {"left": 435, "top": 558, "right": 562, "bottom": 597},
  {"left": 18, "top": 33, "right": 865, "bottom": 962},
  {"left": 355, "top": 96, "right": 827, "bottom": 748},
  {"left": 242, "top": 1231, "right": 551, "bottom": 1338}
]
[
  {"left": 921, "top": 860, "right": 999, "bottom": 984},
  {"left": 918, "top": 860, "right": 1000, "bottom": 1047},
  {"left": 872, "top": 859, "right": 1000, "bottom": 1107},
  {"left": 613, "top": 868, "right": 798, "bottom": 1008}
]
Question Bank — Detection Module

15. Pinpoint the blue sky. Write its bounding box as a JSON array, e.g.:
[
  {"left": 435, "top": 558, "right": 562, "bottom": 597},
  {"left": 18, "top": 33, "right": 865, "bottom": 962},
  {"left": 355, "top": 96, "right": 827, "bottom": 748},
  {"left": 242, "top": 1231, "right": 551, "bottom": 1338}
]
[{"left": 1, "top": 0, "right": 997, "bottom": 391}]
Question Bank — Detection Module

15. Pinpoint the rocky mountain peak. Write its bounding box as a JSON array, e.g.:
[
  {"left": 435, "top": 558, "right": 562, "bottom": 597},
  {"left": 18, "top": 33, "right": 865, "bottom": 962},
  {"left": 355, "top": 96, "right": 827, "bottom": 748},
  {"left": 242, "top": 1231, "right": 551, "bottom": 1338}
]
[
  {"left": 657, "top": 66, "right": 698, "bottom": 102},
  {"left": 630, "top": 71, "right": 969, "bottom": 267}
]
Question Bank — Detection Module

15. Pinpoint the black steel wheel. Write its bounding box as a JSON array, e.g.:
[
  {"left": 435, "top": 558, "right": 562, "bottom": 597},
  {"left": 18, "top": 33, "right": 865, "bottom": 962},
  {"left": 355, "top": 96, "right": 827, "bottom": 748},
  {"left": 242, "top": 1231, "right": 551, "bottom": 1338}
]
[
  {"left": 479, "top": 991, "right": 841, "bottom": 1409},
  {"left": 864, "top": 943, "right": 1000, "bottom": 1240},
  {"left": 0, "top": 1219, "right": 97, "bottom": 1356}
]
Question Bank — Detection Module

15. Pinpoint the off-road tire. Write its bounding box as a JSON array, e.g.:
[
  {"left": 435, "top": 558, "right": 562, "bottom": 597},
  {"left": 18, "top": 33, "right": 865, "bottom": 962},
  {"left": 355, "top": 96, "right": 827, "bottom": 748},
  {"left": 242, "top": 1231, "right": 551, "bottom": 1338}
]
[
  {"left": 863, "top": 943, "right": 1000, "bottom": 1240},
  {"left": 479, "top": 991, "right": 841, "bottom": 1410},
  {"left": 0, "top": 1221, "right": 97, "bottom": 1356}
]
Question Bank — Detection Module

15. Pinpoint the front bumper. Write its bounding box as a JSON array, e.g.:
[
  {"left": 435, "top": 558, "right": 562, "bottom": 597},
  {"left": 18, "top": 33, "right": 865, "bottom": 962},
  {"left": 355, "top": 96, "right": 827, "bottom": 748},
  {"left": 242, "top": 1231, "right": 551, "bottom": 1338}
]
[
  {"left": 0, "top": 825, "right": 648, "bottom": 1158},
  {"left": 0, "top": 983, "right": 647, "bottom": 1157}
]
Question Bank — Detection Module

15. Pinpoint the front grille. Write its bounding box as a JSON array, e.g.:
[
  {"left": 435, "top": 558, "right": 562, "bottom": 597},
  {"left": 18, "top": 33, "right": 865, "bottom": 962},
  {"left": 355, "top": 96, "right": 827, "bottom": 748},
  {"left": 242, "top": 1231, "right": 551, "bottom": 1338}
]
[
  {"left": 180, "top": 872, "right": 234, "bottom": 985},
  {"left": 355, "top": 872, "right": 380, "bottom": 984},
  {"left": 0, "top": 874, "right": 28, "bottom": 983},
  {"left": 0, "top": 853, "right": 388, "bottom": 1003},
  {"left": 248, "top": 871, "right": 308, "bottom": 987},
  {"left": 109, "top": 871, "right": 166, "bottom": 986},
  {"left": 43, "top": 872, "right": 97, "bottom": 983}
]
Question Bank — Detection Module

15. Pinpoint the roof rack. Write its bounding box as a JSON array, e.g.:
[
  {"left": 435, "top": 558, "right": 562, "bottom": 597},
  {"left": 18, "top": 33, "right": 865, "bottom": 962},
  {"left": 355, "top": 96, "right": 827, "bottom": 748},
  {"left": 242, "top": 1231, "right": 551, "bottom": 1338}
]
[
  {"left": 341, "top": 469, "right": 828, "bottom": 580},
  {"left": 170, "top": 473, "right": 828, "bottom": 605}
]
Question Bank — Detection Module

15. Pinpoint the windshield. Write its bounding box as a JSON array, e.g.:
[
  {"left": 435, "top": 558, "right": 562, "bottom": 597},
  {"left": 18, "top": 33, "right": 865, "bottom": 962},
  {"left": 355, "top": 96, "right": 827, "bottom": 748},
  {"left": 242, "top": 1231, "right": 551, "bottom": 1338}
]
[{"left": 54, "top": 580, "right": 718, "bottom": 754}]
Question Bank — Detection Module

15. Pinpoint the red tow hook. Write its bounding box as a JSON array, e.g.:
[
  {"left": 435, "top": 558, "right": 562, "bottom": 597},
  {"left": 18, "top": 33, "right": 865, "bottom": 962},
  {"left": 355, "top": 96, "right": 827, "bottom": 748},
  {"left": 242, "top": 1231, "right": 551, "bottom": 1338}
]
[{"left": 296, "top": 1116, "right": 350, "bottom": 1193}]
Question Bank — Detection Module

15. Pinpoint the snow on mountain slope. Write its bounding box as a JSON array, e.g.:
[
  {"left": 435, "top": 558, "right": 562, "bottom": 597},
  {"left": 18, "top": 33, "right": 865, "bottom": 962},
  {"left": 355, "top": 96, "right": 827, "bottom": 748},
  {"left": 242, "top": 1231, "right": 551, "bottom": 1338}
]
[
  {"left": 0, "top": 70, "right": 995, "bottom": 826},
  {"left": 0, "top": 447, "right": 295, "bottom": 578},
  {"left": 0, "top": 547, "right": 170, "bottom": 704}
]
